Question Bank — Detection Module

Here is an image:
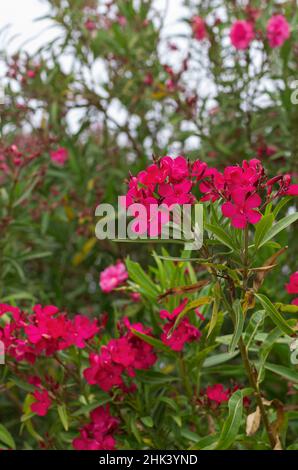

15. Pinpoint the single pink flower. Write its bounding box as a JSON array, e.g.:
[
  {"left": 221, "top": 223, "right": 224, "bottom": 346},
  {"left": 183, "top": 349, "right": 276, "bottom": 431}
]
[
  {"left": 206, "top": 383, "right": 229, "bottom": 404},
  {"left": 222, "top": 190, "right": 262, "bottom": 229},
  {"left": 267, "top": 15, "right": 290, "bottom": 48},
  {"left": 50, "top": 147, "right": 68, "bottom": 166},
  {"left": 230, "top": 20, "right": 255, "bottom": 50},
  {"left": 31, "top": 389, "right": 52, "bottom": 416},
  {"left": 192, "top": 16, "right": 207, "bottom": 41},
  {"left": 286, "top": 184, "right": 298, "bottom": 196},
  {"left": 99, "top": 262, "right": 128, "bottom": 293},
  {"left": 285, "top": 272, "right": 298, "bottom": 295}
]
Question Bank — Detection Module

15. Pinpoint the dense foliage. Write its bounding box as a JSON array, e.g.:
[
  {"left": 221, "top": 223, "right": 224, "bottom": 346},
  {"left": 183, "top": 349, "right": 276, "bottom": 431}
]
[{"left": 0, "top": 0, "right": 298, "bottom": 451}]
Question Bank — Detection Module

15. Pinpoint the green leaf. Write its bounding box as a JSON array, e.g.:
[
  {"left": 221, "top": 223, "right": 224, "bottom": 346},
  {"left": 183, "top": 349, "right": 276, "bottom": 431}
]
[
  {"left": 216, "top": 389, "right": 252, "bottom": 449},
  {"left": 203, "top": 351, "right": 239, "bottom": 368},
  {"left": 254, "top": 214, "right": 274, "bottom": 249},
  {"left": 255, "top": 294, "right": 294, "bottom": 336},
  {"left": 0, "top": 424, "right": 16, "bottom": 450},
  {"left": 126, "top": 258, "right": 160, "bottom": 300},
  {"left": 229, "top": 300, "right": 245, "bottom": 353},
  {"left": 57, "top": 404, "right": 69, "bottom": 431},
  {"left": 131, "top": 329, "right": 174, "bottom": 354},
  {"left": 258, "top": 213, "right": 298, "bottom": 248},
  {"left": 265, "top": 363, "right": 298, "bottom": 383},
  {"left": 180, "top": 428, "right": 201, "bottom": 442},
  {"left": 141, "top": 416, "right": 154, "bottom": 428},
  {"left": 205, "top": 223, "right": 237, "bottom": 251}
]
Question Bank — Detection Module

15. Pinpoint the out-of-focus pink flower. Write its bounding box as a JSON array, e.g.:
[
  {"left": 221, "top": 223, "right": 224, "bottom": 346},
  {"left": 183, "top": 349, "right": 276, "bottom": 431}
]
[
  {"left": 143, "top": 73, "right": 154, "bottom": 86},
  {"left": 267, "top": 15, "right": 290, "bottom": 48},
  {"left": 230, "top": 20, "right": 255, "bottom": 50},
  {"left": 286, "top": 184, "right": 298, "bottom": 196},
  {"left": 50, "top": 147, "right": 69, "bottom": 166},
  {"left": 99, "top": 262, "right": 128, "bottom": 293},
  {"left": 192, "top": 16, "right": 207, "bottom": 41},
  {"left": 206, "top": 383, "right": 229, "bottom": 404},
  {"left": 27, "top": 70, "right": 36, "bottom": 79},
  {"left": 85, "top": 19, "right": 97, "bottom": 31},
  {"left": 285, "top": 272, "right": 298, "bottom": 295},
  {"left": 117, "top": 15, "right": 127, "bottom": 27},
  {"left": 130, "top": 292, "right": 141, "bottom": 302},
  {"left": 291, "top": 298, "right": 298, "bottom": 306},
  {"left": 31, "top": 389, "right": 52, "bottom": 416}
]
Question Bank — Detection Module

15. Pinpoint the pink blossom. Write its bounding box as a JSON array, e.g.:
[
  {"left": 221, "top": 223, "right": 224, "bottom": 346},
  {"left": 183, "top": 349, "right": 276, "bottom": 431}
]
[
  {"left": 206, "top": 383, "right": 229, "bottom": 404},
  {"left": 73, "top": 406, "right": 119, "bottom": 451},
  {"left": 230, "top": 20, "right": 255, "bottom": 50},
  {"left": 31, "top": 389, "right": 52, "bottom": 416},
  {"left": 192, "top": 16, "right": 207, "bottom": 41},
  {"left": 83, "top": 319, "right": 156, "bottom": 392},
  {"left": 267, "top": 15, "right": 290, "bottom": 48},
  {"left": 160, "top": 300, "right": 201, "bottom": 351},
  {"left": 85, "top": 19, "right": 97, "bottom": 31},
  {"left": 222, "top": 190, "right": 262, "bottom": 229},
  {"left": 285, "top": 272, "right": 298, "bottom": 295},
  {"left": 286, "top": 184, "right": 298, "bottom": 196},
  {"left": 26, "top": 70, "right": 36, "bottom": 79},
  {"left": 99, "top": 261, "right": 128, "bottom": 293},
  {"left": 50, "top": 147, "right": 68, "bottom": 166}
]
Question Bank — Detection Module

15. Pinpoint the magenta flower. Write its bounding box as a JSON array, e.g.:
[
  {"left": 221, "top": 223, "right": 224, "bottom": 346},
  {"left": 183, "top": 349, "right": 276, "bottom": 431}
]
[
  {"left": 73, "top": 406, "right": 119, "bottom": 451},
  {"left": 192, "top": 16, "right": 207, "bottom": 41},
  {"left": 285, "top": 272, "right": 298, "bottom": 295},
  {"left": 206, "top": 384, "right": 229, "bottom": 405},
  {"left": 99, "top": 261, "right": 128, "bottom": 293},
  {"left": 267, "top": 15, "right": 290, "bottom": 48},
  {"left": 222, "top": 190, "right": 261, "bottom": 229},
  {"left": 160, "top": 300, "right": 201, "bottom": 351},
  {"left": 31, "top": 389, "right": 52, "bottom": 416},
  {"left": 230, "top": 20, "right": 255, "bottom": 50},
  {"left": 50, "top": 147, "right": 68, "bottom": 166}
]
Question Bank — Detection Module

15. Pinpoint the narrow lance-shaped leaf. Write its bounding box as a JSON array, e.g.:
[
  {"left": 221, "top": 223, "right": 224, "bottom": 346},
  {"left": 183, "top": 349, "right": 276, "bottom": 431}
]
[
  {"left": 229, "top": 300, "right": 245, "bottom": 353},
  {"left": 205, "top": 223, "right": 238, "bottom": 251},
  {"left": 258, "top": 213, "right": 298, "bottom": 248},
  {"left": 254, "top": 213, "right": 274, "bottom": 249},
  {"left": 255, "top": 293, "right": 294, "bottom": 336},
  {"left": 216, "top": 388, "right": 252, "bottom": 449}
]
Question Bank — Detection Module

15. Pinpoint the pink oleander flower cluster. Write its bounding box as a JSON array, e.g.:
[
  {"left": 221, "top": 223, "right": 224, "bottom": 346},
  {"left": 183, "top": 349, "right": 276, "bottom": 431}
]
[
  {"left": 285, "top": 272, "right": 298, "bottom": 306},
  {"left": 160, "top": 299, "right": 201, "bottom": 351},
  {"left": 199, "top": 383, "right": 250, "bottom": 408},
  {"left": 31, "top": 388, "right": 52, "bottom": 417},
  {"left": 99, "top": 261, "right": 128, "bottom": 293},
  {"left": 73, "top": 406, "right": 119, "bottom": 450},
  {"left": 124, "top": 156, "right": 298, "bottom": 231},
  {"left": 229, "top": 14, "right": 290, "bottom": 50},
  {"left": 266, "top": 14, "right": 290, "bottom": 48},
  {"left": 84, "top": 318, "right": 157, "bottom": 392},
  {"left": 230, "top": 20, "right": 255, "bottom": 50},
  {"left": 0, "top": 304, "right": 99, "bottom": 364}
]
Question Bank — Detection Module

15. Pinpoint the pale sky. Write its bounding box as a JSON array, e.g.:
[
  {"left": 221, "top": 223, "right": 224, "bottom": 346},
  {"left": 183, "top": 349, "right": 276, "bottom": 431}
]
[{"left": 0, "top": 0, "right": 188, "bottom": 53}]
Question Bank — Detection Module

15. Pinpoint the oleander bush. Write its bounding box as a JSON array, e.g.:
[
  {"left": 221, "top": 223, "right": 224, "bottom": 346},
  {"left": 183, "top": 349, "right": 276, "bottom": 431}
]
[{"left": 0, "top": 0, "right": 298, "bottom": 451}]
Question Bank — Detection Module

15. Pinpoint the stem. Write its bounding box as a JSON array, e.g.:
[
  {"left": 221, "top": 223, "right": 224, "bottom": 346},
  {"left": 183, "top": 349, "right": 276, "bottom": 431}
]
[
  {"left": 240, "top": 226, "right": 276, "bottom": 449},
  {"left": 178, "top": 354, "right": 193, "bottom": 401},
  {"left": 238, "top": 337, "right": 276, "bottom": 449}
]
